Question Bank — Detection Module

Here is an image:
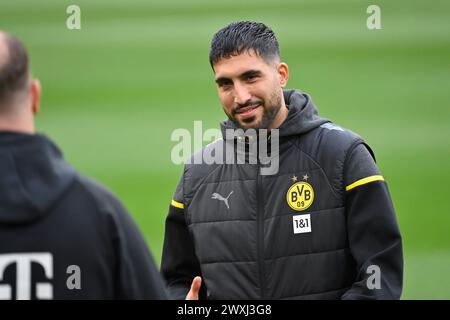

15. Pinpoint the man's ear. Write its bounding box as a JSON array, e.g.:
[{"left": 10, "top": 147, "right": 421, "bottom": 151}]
[
  {"left": 30, "top": 79, "right": 41, "bottom": 114},
  {"left": 277, "top": 62, "right": 289, "bottom": 88}
]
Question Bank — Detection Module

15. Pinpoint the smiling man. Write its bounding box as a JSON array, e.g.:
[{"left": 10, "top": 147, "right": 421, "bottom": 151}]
[{"left": 161, "top": 21, "right": 403, "bottom": 300}]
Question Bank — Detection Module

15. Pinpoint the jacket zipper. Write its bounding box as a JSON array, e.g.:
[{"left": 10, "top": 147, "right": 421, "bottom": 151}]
[{"left": 256, "top": 162, "right": 266, "bottom": 299}]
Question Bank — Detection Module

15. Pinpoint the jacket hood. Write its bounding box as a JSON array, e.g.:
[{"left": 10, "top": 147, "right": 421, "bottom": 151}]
[
  {"left": 0, "top": 132, "right": 76, "bottom": 224},
  {"left": 220, "top": 89, "right": 330, "bottom": 138}
]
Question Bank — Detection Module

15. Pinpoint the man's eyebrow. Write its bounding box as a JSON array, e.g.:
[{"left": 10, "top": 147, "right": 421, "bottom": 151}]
[
  {"left": 215, "top": 76, "right": 231, "bottom": 85},
  {"left": 239, "top": 70, "right": 262, "bottom": 79},
  {"left": 215, "top": 70, "right": 262, "bottom": 85}
]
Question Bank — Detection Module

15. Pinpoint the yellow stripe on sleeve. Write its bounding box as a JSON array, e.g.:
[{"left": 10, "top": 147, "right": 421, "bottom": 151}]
[
  {"left": 171, "top": 199, "right": 184, "bottom": 209},
  {"left": 345, "top": 175, "right": 385, "bottom": 192}
]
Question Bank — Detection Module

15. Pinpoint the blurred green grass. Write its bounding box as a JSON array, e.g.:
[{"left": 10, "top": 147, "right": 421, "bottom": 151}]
[{"left": 1, "top": 0, "right": 449, "bottom": 299}]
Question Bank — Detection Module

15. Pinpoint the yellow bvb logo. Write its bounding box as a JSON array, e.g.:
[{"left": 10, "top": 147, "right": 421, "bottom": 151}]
[{"left": 286, "top": 182, "right": 314, "bottom": 211}]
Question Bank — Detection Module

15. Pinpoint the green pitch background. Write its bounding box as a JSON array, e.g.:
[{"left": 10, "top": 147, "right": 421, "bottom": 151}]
[{"left": 1, "top": 0, "right": 449, "bottom": 299}]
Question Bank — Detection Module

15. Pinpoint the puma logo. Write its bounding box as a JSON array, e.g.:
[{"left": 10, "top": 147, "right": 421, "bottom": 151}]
[{"left": 211, "top": 191, "right": 234, "bottom": 210}]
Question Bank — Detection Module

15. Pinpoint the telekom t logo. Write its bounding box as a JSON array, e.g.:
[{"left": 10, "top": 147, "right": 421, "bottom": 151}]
[{"left": 0, "top": 253, "right": 53, "bottom": 300}]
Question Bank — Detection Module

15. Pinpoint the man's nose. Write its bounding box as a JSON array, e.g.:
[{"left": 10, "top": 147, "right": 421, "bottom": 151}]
[{"left": 233, "top": 83, "right": 251, "bottom": 106}]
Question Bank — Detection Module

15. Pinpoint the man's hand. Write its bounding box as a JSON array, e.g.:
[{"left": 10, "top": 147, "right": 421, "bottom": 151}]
[{"left": 185, "top": 276, "right": 202, "bottom": 300}]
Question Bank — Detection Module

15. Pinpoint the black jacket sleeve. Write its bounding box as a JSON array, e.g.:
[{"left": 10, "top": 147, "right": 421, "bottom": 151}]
[
  {"left": 341, "top": 144, "right": 403, "bottom": 300},
  {"left": 106, "top": 192, "right": 169, "bottom": 300},
  {"left": 160, "top": 173, "right": 205, "bottom": 300}
]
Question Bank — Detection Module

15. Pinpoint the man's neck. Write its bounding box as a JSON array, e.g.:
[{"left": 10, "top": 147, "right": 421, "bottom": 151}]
[{"left": 0, "top": 118, "right": 35, "bottom": 134}]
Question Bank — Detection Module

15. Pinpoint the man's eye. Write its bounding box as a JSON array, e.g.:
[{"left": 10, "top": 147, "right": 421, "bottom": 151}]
[
  {"left": 220, "top": 83, "right": 232, "bottom": 90},
  {"left": 246, "top": 75, "right": 257, "bottom": 82}
]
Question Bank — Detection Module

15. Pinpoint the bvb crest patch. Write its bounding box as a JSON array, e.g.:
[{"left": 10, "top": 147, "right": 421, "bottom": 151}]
[{"left": 286, "top": 181, "right": 314, "bottom": 211}]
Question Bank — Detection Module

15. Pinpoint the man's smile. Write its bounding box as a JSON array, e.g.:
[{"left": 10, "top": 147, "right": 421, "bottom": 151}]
[{"left": 235, "top": 104, "right": 261, "bottom": 120}]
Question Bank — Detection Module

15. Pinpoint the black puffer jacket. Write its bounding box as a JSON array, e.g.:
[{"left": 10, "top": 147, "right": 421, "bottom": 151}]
[{"left": 162, "top": 89, "right": 403, "bottom": 300}]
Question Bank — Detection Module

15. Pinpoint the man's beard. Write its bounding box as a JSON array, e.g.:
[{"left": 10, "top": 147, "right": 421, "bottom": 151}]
[{"left": 229, "top": 91, "right": 282, "bottom": 130}]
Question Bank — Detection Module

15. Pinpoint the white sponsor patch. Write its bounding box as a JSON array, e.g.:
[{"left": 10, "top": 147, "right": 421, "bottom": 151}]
[{"left": 293, "top": 214, "right": 311, "bottom": 234}]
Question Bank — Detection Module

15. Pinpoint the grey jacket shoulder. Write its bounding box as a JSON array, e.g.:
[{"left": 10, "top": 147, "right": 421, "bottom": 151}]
[{"left": 73, "top": 175, "right": 128, "bottom": 218}]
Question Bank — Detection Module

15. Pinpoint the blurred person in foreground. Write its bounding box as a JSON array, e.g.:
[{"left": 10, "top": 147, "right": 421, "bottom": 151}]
[{"left": 0, "top": 31, "right": 167, "bottom": 300}]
